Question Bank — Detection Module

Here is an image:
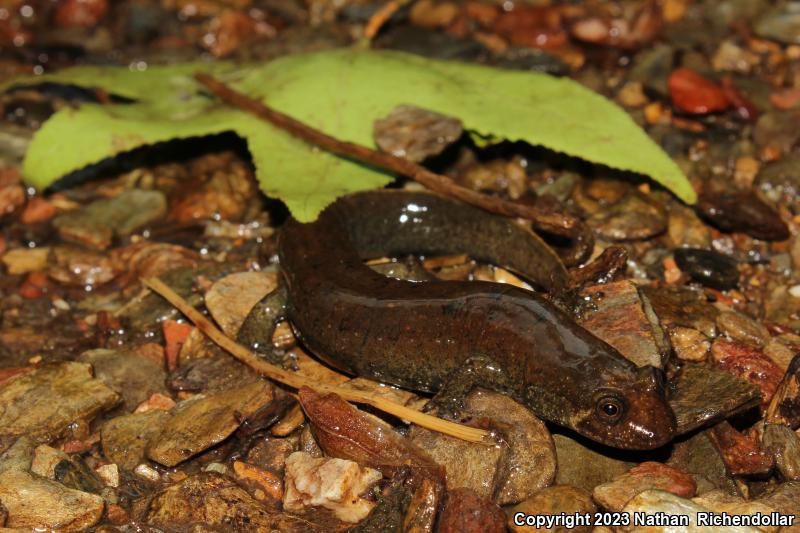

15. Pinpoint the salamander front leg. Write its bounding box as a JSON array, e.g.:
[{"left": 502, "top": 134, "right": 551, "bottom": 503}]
[
  {"left": 424, "top": 355, "right": 518, "bottom": 419},
  {"left": 236, "top": 283, "right": 289, "bottom": 365}
]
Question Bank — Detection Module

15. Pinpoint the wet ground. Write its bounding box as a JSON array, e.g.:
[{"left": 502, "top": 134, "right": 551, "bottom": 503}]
[{"left": 1, "top": 0, "right": 800, "bottom": 532}]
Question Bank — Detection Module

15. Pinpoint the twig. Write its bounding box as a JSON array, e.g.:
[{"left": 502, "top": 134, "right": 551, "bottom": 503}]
[
  {"left": 364, "top": 1, "right": 401, "bottom": 40},
  {"left": 142, "top": 277, "right": 491, "bottom": 444},
  {"left": 194, "top": 72, "right": 580, "bottom": 237}
]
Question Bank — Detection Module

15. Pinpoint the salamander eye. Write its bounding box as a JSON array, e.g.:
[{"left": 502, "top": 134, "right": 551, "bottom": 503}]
[{"left": 595, "top": 395, "right": 625, "bottom": 423}]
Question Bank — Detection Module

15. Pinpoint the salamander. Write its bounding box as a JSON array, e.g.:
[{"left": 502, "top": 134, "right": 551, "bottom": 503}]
[{"left": 277, "top": 190, "right": 676, "bottom": 450}]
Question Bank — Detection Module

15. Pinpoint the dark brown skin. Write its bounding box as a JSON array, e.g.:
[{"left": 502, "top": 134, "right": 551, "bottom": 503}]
[{"left": 279, "top": 190, "right": 676, "bottom": 450}]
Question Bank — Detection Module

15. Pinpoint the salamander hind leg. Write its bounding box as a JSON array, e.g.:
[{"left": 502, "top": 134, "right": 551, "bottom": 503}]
[{"left": 424, "top": 355, "right": 518, "bottom": 419}]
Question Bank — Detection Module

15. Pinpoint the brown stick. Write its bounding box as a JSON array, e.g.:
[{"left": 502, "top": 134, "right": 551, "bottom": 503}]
[
  {"left": 194, "top": 72, "right": 579, "bottom": 236},
  {"left": 142, "top": 277, "right": 491, "bottom": 444}
]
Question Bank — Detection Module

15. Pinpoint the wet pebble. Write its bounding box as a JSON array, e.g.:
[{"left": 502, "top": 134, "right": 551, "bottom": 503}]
[
  {"left": 283, "top": 451, "right": 382, "bottom": 523},
  {"left": 53, "top": 189, "right": 166, "bottom": 249},
  {"left": 695, "top": 191, "right": 789, "bottom": 241},
  {"left": 374, "top": 105, "right": 463, "bottom": 163},
  {"left": 205, "top": 271, "right": 278, "bottom": 337},
  {"left": 674, "top": 248, "right": 739, "bottom": 291},
  {"left": 641, "top": 285, "right": 719, "bottom": 338},
  {"left": 146, "top": 379, "right": 274, "bottom": 467},
  {"left": 622, "top": 489, "right": 763, "bottom": 533},
  {"left": 668, "top": 68, "right": 730, "bottom": 114},
  {"left": 439, "top": 488, "right": 506, "bottom": 533},
  {"left": 755, "top": 152, "right": 800, "bottom": 208},
  {"left": 553, "top": 434, "right": 633, "bottom": 492},
  {"left": 508, "top": 485, "right": 596, "bottom": 533},
  {"left": 712, "top": 338, "right": 784, "bottom": 409},
  {"left": 755, "top": 2, "right": 800, "bottom": 44},
  {"left": 146, "top": 473, "right": 326, "bottom": 532},
  {"left": 587, "top": 191, "right": 667, "bottom": 241},
  {"left": 667, "top": 326, "right": 710, "bottom": 362},
  {"left": 754, "top": 109, "right": 800, "bottom": 155},
  {"left": 762, "top": 423, "right": 800, "bottom": 481},
  {"left": 592, "top": 462, "right": 696, "bottom": 512},
  {"left": 78, "top": 348, "right": 167, "bottom": 412},
  {"left": 667, "top": 204, "right": 712, "bottom": 249},
  {"left": 46, "top": 245, "right": 118, "bottom": 287},
  {"left": 0, "top": 470, "right": 105, "bottom": 532},
  {"left": 0, "top": 362, "right": 119, "bottom": 442},
  {"left": 716, "top": 311, "right": 770, "bottom": 348},
  {"left": 707, "top": 421, "right": 773, "bottom": 476},
  {"left": 100, "top": 409, "right": 171, "bottom": 471},
  {"left": 579, "top": 281, "right": 667, "bottom": 369},
  {"left": 691, "top": 490, "right": 780, "bottom": 533}
]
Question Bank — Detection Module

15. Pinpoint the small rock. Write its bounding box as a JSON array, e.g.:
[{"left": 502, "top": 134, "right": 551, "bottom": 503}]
[
  {"left": 762, "top": 423, "right": 800, "bottom": 481},
  {"left": 692, "top": 490, "right": 779, "bottom": 533},
  {"left": 668, "top": 68, "right": 730, "bottom": 114},
  {"left": 766, "top": 353, "right": 800, "bottom": 428},
  {"left": 146, "top": 380, "right": 274, "bottom": 466},
  {"left": 712, "top": 338, "right": 784, "bottom": 409},
  {"left": 579, "top": 281, "right": 667, "bottom": 369},
  {"left": 756, "top": 481, "right": 800, "bottom": 533},
  {"left": 755, "top": 2, "right": 800, "bottom": 44},
  {"left": 1, "top": 247, "right": 50, "bottom": 275},
  {"left": 134, "top": 463, "right": 161, "bottom": 483},
  {"left": 763, "top": 338, "right": 797, "bottom": 371},
  {"left": 78, "top": 348, "right": 168, "bottom": 412},
  {"left": 438, "top": 488, "right": 506, "bottom": 533},
  {"left": 0, "top": 470, "right": 104, "bottom": 531},
  {"left": 233, "top": 460, "right": 283, "bottom": 501},
  {"left": 622, "top": 489, "right": 762, "bottom": 533},
  {"left": 640, "top": 285, "right": 719, "bottom": 338},
  {"left": 754, "top": 110, "right": 800, "bottom": 156},
  {"left": 55, "top": 0, "right": 108, "bottom": 27},
  {"left": 617, "top": 81, "right": 648, "bottom": 108},
  {"left": 667, "top": 204, "right": 712, "bottom": 249},
  {"left": 674, "top": 248, "right": 739, "bottom": 291},
  {"left": 716, "top": 311, "right": 770, "bottom": 348},
  {"left": 668, "top": 327, "right": 710, "bottom": 362},
  {"left": 46, "top": 246, "right": 117, "bottom": 287},
  {"left": 695, "top": 191, "right": 790, "bottom": 241},
  {"left": 205, "top": 271, "right": 278, "bottom": 337},
  {"left": 374, "top": 105, "right": 463, "bottom": 163},
  {"left": 94, "top": 463, "right": 119, "bottom": 487},
  {"left": 593, "top": 462, "right": 696, "bottom": 511},
  {"left": 508, "top": 485, "right": 596, "bottom": 533},
  {"left": 0, "top": 362, "right": 119, "bottom": 442},
  {"left": 0, "top": 170, "right": 24, "bottom": 216},
  {"left": 707, "top": 421, "right": 773, "bottom": 476},
  {"left": 755, "top": 152, "right": 800, "bottom": 208},
  {"left": 30, "top": 445, "right": 70, "bottom": 479},
  {"left": 667, "top": 431, "right": 738, "bottom": 496},
  {"left": 587, "top": 191, "right": 667, "bottom": 241},
  {"left": 283, "top": 451, "right": 382, "bottom": 523},
  {"left": 53, "top": 189, "right": 166, "bottom": 249},
  {"left": 101, "top": 409, "right": 171, "bottom": 471},
  {"left": 146, "top": 473, "right": 325, "bottom": 532}
]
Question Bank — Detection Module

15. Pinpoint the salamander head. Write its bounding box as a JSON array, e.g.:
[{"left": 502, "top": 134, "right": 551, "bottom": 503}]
[{"left": 574, "top": 365, "right": 676, "bottom": 450}]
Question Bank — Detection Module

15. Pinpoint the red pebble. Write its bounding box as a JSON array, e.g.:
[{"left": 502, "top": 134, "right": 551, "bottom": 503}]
[
  {"left": 163, "top": 319, "right": 193, "bottom": 371},
  {"left": 707, "top": 421, "right": 773, "bottom": 475},
  {"left": 712, "top": 338, "right": 783, "bottom": 409},
  {"left": 668, "top": 68, "right": 730, "bottom": 114},
  {"left": 19, "top": 271, "right": 49, "bottom": 299},
  {"left": 55, "top": 0, "right": 108, "bottom": 28}
]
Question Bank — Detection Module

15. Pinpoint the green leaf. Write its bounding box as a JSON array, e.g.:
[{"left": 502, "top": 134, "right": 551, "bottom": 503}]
[{"left": 2, "top": 49, "right": 695, "bottom": 221}]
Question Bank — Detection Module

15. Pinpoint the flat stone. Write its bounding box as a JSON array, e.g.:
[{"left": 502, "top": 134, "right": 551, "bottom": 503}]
[
  {"left": 0, "top": 470, "right": 104, "bottom": 532},
  {"left": 667, "top": 431, "right": 739, "bottom": 496},
  {"left": 78, "top": 348, "right": 168, "bottom": 412},
  {"left": 373, "top": 105, "right": 463, "bottom": 163},
  {"left": 145, "top": 472, "right": 327, "bottom": 532},
  {"left": 762, "top": 423, "right": 800, "bottom": 481},
  {"left": 579, "top": 281, "right": 667, "bottom": 368},
  {"left": 593, "top": 462, "right": 696, "bottom": 511},
  {"left": 101, "top": 409, "right": 171, "bottom": 471},
  {"left": 508, "top": 485, "right": 596, "bottom": 533},
  {"left": 205, "top": 271, "right": 278, "bottom": 337},
  {"left": 641, "top": 285, "right": 719, "bottom": 338},
  {"left": 0, "top": 362, "right": 119, "bottom": 442},
  {"left": 53, "top": 189, "right": 166, "bottom": 249},
  {"left": 146, "top": 380, "right": 274, "bottom": 467}
]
